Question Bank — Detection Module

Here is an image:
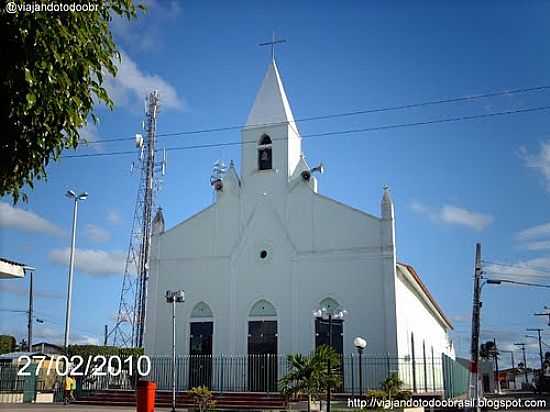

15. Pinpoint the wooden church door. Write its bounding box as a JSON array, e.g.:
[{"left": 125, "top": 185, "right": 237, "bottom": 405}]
[
  {"left": 315, "top": 317, "right": 344, "bottom": 390},
  {"left": 189, "top": 322, "right": 213, "bottom": 388},
  {"left": 248, "top": 320, "right": 278, "bottom": 392}
]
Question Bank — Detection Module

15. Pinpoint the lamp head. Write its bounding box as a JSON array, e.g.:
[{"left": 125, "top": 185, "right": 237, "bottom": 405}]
[
  {"left": 486, "top": 279, "right": 502, "bottom": 285},
  {"left": 65, "top": 190, "right": 76, "bottom": 199},
  {"left": 166, "top": 289, "right": 185, "bottom": 303},
  {"left": 174, "top": 290, "right": 185, "bottom": 302},
  {"left": 353, "top": 336, "right": 367, "bottom": 349},
  {"left": 78, "top": 192, "right": 89, "bottom": 201},
  {"left": 334, "top": 309, "right": 347, "bottom": 319}
]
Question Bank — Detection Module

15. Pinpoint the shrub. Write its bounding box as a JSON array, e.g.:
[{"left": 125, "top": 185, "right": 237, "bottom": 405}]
[{"left": 189, "top": 386, "right": 215, "bottom": 412}]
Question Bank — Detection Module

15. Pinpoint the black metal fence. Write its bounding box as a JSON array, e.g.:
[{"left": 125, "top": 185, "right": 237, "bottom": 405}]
[
  {"left": 81, "top": 354, "right": 447, "bottom": 394},
  {"left": 0, "top": 354, "right": 469, "bottom": 402},
  {"left": 0, "top": 366, "right": 56, "bottom": 403}
]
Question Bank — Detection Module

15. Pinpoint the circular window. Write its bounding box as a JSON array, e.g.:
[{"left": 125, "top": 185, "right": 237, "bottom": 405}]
[{"left": 260, "top": 250, "right": 268, "bottom": 259}]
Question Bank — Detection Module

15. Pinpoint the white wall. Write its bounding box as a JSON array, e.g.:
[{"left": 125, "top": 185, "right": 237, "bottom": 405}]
[
  {"left": 394, "top": 265, "right": 454, "bottom": 391},
  {"left": 145, "top": 186, "right": 397, "bottom": 358}
]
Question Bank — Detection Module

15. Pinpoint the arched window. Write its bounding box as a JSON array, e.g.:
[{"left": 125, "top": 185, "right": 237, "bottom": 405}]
[
  {"left": 258, "top": 134, "right": 272, "bottom": 170},
  {"left": 249, "top": 299, "right": 277, "bottom": 317},
  {"left": 315, "top": 297, "right": 344, "bottom": 353},
  {"left": 190, "top": 301, "right": 213, "bottom": 318}
]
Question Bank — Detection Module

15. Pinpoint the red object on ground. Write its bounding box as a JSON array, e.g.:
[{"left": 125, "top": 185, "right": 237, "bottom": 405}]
[{"left": 136, "top": 380, "right": 156, "bottom": 412}]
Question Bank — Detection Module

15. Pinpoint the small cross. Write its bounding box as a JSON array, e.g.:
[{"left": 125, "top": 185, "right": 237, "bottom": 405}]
[{"left": 259, "top": 32, "right": 286, "bottom": 61}]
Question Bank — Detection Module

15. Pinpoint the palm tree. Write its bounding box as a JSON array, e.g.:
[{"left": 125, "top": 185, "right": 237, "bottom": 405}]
[
  {"left": 382, "top": 373, "right": 404, "bottom": 400},
  {"left": 280, "top": 346, "right": 341, "bottom": 412}
]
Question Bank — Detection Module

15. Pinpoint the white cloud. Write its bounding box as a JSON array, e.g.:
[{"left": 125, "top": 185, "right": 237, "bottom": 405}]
[
  {"left": 485, "top": 257, "right": 550, "bottom": 282},
  {"left": 520, "top": 141, "right": 550, "bottom": 191},
  {"left": 517, "top": 222, "right": 550, "bottom": 241},
  {"left": 525, "top": 240, "right": 550, "bottom": 251},
  {"left": 0, "top": 202, "right": 63, "bottom": 236},
  {"left": 104, "top": 49, "right": 184, "bottom": 111},
  {"left": 440, "top": 205, "right": 494, "bottom": 231},
  {"left": 449, "top": 314, "right": 469, "bottom": 323},
  {"left": 33, "top": 327, "right": 99, "bottom": 346},
  {"left": 110, "top": 0, "right": 182, "bottom": 52},
  {"left": 516, "top": 222, "right": 550, "bottom": 250},
  {"left": 78, "top": 122, "right": 103, "bottom": 152},
  {"left": 2, "top": 325, "right": 99, "bottom": 346},
  {"left": 107, "top": 209, "right": 122, "bottom": 225},
  {"left": 48, "top": 248, "right": 126, "bottom": 277},
  {"left": 411, "top": 201, "right": 494, "bottom": 231},
  {"left": 84, "top": 224, "right": 111, "bottom": 243}
]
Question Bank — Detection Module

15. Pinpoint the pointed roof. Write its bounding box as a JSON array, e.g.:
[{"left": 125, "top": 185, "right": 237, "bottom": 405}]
[
  {"left": 382, "top": 185, "right": 393, "bottom": 204},
  {"left": 152, "top": 207, "right": 165, "bottom": 235},
  {"left": 246, "top": 60, "right": 295, "bottom": 128}
]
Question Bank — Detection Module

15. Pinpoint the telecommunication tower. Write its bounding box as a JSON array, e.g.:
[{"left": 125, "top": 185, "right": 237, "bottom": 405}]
[{"left": 111, "top": 90, "right": 166, "bottom": 347}]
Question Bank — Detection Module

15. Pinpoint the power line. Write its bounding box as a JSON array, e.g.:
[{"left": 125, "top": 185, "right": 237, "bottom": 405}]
[
  {"left": 79, "top": 84, "right": 550, "bottom": 145},
  {"left": 63, "top": 104, "right": 550, "bottom": 159}
]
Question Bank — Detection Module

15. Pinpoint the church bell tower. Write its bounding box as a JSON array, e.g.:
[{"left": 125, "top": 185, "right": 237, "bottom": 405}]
[{"left": 241, "top": 61, "right": 302, "bottom": 189}]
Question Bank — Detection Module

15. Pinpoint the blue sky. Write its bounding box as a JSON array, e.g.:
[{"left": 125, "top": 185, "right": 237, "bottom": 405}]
[{"left": 2, "top": 1, "right": 550, "bottom": 366}]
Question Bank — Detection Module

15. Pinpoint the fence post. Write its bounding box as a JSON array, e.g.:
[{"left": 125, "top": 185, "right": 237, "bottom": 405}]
[
  {"left": 220, "top": 354, "right": 224, "bottom": 393},
  {"left": 350, "top": 354, "right": 354, "bottom": 396}
]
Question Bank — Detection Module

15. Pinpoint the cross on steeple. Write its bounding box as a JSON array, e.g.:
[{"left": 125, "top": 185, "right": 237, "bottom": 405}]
[{"left": 259, "top": 32, "right": 286, "bottom": 61}]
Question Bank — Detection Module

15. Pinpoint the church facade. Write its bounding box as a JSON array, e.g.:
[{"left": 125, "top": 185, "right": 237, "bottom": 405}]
[{"left": 144, "top": 60, "right": 454, "bottom": 390}]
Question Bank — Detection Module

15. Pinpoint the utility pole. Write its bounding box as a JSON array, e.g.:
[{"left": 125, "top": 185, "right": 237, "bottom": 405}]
[
  {"left": 469, "top": 243, "right": 482, "bottom": 406},
  {"left": 526, "top": 328, "right": 544, "bottom": 372},
  {"left": 514, "top": 343, "right": 528, "bottom": 387},
  {"left": 493, "top": 339, "right": 501, "bottom": 393},
  {"left": 104, "top": 325, "right": 108, "bottom": 346},
  {"left": 27, "top": 271, "right": 33, "bottom": 352}
]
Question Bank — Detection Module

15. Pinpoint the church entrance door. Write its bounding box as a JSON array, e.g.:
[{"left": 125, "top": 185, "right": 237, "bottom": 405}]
[
  {"left": 247, "top": 320, "right": 277, "bottom": 392},
  {"left": 189, "top": 322, "right": 213, "bottom": 389},
  {"left": 315, "top": 318, "right": 344, "bottom": 390}
]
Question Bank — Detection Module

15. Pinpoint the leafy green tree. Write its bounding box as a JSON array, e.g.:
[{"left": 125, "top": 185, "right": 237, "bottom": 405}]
[
  {"left": 280, "top": 345, "right": 341, "bottom": 412},
  {"left": 0, "top": 335, "right": 16, "bottom": 354},
  {"left": 1, "top": 0, "right": 143, "bottom": 202}
]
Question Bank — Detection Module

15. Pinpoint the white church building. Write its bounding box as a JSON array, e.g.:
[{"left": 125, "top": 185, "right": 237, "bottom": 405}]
[{"left": 144, "top": 59, "right": 454, "bottom": 392}]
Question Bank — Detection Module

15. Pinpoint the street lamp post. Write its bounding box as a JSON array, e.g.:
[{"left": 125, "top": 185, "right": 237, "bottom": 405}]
[
  {"left": 353, "top": 337, "right": 367, "bottom": 398},
  {"left": 526, "top": 328, "right": 544, "bottom": 391},
  {"left": 313, "top": 307, "right": 346, "bottom": 412},
  {"left": 166, "top": 290, "right": 184, "bottom": 412},
  {"left": 64, "top": 190, "right": 87, "bottom": 351}
]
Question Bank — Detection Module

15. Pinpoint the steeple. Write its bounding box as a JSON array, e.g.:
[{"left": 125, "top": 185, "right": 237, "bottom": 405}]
[
  {"left": 241, "top": 60, "right": 302, "bottom": 181},
  {"left": 245, "top": 61, "right": 295, "bottom": 128},
  {"left": 152, "top": 207, "right": 165, "bottom": 235},
  {"left": 381, "top": 185, "right": 394, "bottom": 221}
]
